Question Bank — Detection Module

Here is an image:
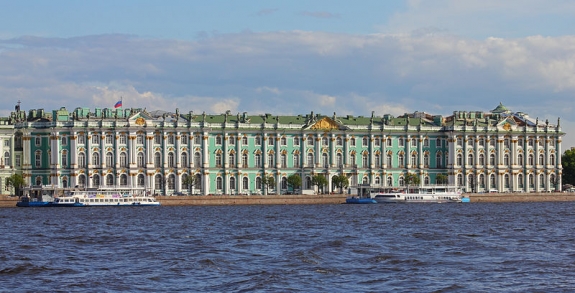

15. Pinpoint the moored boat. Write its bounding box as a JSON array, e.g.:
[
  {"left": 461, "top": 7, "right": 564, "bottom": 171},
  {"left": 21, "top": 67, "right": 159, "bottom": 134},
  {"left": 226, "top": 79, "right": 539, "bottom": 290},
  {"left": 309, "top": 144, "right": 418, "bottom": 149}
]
[
  {"left": 16, "top": 185, "right": 160, "bottom": 207},
  {"left": 373, "top": 185, "right": 463, "bottom": 203}
]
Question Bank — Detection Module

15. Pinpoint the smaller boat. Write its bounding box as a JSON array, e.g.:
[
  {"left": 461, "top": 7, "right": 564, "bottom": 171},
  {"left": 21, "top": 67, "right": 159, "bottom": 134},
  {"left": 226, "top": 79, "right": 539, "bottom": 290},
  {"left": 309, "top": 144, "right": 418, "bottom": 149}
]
[
  {"left": 373, "top": 185, "right": 463, "bottom": 203},
  {"left": 16, "top": 185, "right": 59, "bottom": 207},
  {"left": 346, "top": 185, "right": 377, "bottom": 204}
]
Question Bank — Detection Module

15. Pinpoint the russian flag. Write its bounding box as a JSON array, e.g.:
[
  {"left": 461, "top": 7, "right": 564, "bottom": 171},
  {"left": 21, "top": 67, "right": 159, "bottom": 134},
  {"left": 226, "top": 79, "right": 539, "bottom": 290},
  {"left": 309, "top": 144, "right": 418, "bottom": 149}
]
[{"left": 114, "top": 100, "right": 122, "bottom": 108}]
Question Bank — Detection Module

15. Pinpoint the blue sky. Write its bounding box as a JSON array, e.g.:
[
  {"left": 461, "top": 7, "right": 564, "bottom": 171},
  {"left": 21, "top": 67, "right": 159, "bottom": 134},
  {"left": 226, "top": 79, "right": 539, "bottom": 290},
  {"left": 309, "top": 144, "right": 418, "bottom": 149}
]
[{"left": 1, "top": 0, "right": 575, "bottom": 145}]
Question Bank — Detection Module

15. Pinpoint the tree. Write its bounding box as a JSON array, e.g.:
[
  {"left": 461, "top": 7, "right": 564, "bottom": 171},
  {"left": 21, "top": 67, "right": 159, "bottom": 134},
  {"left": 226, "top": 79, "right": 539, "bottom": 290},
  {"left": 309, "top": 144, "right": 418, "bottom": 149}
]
[
  {"left": 261, "top": 175, "right": 275, "bottom": 195},
  {"left": 6, "top": 174, "right": 25, "bottom": 197},
  {"left": 311, "top": 174, "right": 328, "bottom": 194},
  {"left": 404, "top": 172, "right": 420, "bottom": 186},
  {"left": 332, "top": 174, "right": 349, "bottom": 194},
  {"left": 182, "top": 174, "right": 199, "bottom": 195},
  {"left": 436, "top": 174, "right": 448, "bottom": 185},
  {"left": 562, "top": 148, "right": 575, "bottom": 185},
  {"left": 287, "top": 174, "right": 302, "bottom": 192}
]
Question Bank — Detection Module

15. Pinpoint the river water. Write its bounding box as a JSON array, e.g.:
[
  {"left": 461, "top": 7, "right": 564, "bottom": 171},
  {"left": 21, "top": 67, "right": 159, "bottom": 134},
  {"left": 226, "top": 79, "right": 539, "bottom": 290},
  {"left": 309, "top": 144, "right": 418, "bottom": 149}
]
[{"left": 1, "top": 202, "right": 574, "bottom": 292}]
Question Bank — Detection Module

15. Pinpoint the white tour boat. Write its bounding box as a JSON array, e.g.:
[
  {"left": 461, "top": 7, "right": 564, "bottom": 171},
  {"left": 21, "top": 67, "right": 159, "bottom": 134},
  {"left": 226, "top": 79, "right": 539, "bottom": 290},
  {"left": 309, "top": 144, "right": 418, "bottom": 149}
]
[
  {"left": 372, "top": 185, "right": 464, "bottom": 203},
  {"left": 55, "top": 188, "right": 161, "bottom": 207}
]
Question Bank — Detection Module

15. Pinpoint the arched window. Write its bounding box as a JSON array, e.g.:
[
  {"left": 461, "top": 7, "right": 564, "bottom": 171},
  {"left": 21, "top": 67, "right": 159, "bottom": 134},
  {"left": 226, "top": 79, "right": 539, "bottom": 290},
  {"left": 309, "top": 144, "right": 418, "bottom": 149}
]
[
  {"left": 467, "top": 154, "right": 474, "bottom": 165},
  {"left": 281, "top": 177, "right": 287, "bottom": 190},
  {"left": 457, "top": 154, "right": 463, "bottom": 166},
  {"left": 336, "top": 137, "right": 343, "bottom": 146},
  {"left": 137, "top": 174, "right": 145, "bottom": 187},
  {"left": 168, "top": 152, "right": 175, "bottom": 167},
  {"left": 503, "top": 154, "right": 509, "bottom": 165},
  {"left": 217, "top": 177, "right": 223, "bottom": 190},
  {"left": 78, "top": 174, "right": 86, "bottom": 187},
  {"left": 539, "top": 154, "right": 544, "bottom": 165},
  {"left": 479, "top": 154, "right": 485, "bottom": 165},
  {"left": 106, "top": 152, "right": 114, "bottom": 166},
  {"left": 181, "top": 152, "right": 188, "bottom": 167},
  {"left": 362, "top": 154, "right": 368, "bottom": 168},
  {"left": 411, "top": 153, "right": 417, "bottom": 166},
  {"left": 490, "top": 174, "right": 496, "bottom": 189},
  {"left": 518, "top": 174, "right": 524, "bottom": 189},
  {"left": 243, "top": 177, "right": 249, "bottom": 190},
  {"left": 255, "top": 154, "right": 261, "bottom": 167},
  {"left": 490, "top": 154, "right": 496, "bottom": 165},
  {"left": 479, "top": 174, "right": 485, "bottom": 188},
  {"left": 120, "top": 174, "right": 128, "bottom": 186},
  {"left": 168, "top": 174, "right": 175, "bottom": 189},
  {"left": 256, "top": 177, "right": 262, "bottom": 190},
  {"left": 154, "top": 152, "right": 161, "bottom": 167},
  {"left": 387, "top": 154, "right": 392, "bottom": 167},
  {"left": 398, "top": 176, "right": 405, "bottom": 186},
  {"left": 215, "top": 153, "right": 222, "bottom": 167},
  {"left": 137, "top": 152, "right": 145, "bottom": 167},
  {"left": 242, "top": 153, "right": 248, "bottom": 168},
  {"left": 375, "top": 176, "right": 381, "bottom": 185},
  {"left": 539, "top": 174, "right": 545, "bottom": 188},
  {"left": 106, "top": 174, "right": 114, "bottom": 186},
  {"left": 194, "top": 152, "right": 201, "bottom": 167},
  {"left": 267, "top": 153, "right": 274, "bottom": 167},
  {"left": 93, "top": 174, "right": 100, "bottom": 187},
  {"left": 436, "top": 153, "right": 442, "bottom": 168},
  {"left": 229, "top": 153, "right": 235, "bottom": 167},
  {"left": 457, "top": 174, "right": 463, "bottom": 186},
  {"left": 362, "top": 137, "right": 369, "bottom": 146},
  {"left": 375, "top": 154, "right": 381, "bottom": 167},
  {"left": 424, "top": 176, "right": 430, "bottom": 185},
  {"left": 3, "top": 151, "right": 10, "bottom": 166},
  {"left": 423, "top": 153, "right": 429, "bottom": 167},
  {"left": 362, "top": 177, "right": 369, "bottom": 184},
  {"left": 323, "top": 153, "right": 329, "bottom": 168},
  {"left": 518, "top": 154, "right": 524, "bottom": 165},
  {"left": 154, "top": 174, "right": 163, "bottom": 190},
  {"left": 281, "top": 154, "right": 287, "bottom": 168},
  {"left": 550, "top": 154, "right": 556, "bottom": 165},
  {"left": 92, "top": 152, "right": 100, "bottom": 166},
  {"left": 78, "top": 153, "right": 86, "bottom": 168},
  {"left": 307, "top": 153, "right": 314, "bottom": 167},
  {"left": 504, "top": 174, "right": 510, "bottom": 188},
  {"left": 398, "top": 154, "right": 404, "bottom": 167},
  {"left": 528, "top": 154, "right": 534, "bottom": 165},
  {"left": 230, "top": 177, "right": 236, "bottom": 190},
  {"left": 337, "top": 153, "right": 343, "bottom": 167},
  {"left": 387, "top": 176, "right": 393, "bottom": 186},
  {"left": 120, "top": 152, "right": 127, "bottom": 167}
]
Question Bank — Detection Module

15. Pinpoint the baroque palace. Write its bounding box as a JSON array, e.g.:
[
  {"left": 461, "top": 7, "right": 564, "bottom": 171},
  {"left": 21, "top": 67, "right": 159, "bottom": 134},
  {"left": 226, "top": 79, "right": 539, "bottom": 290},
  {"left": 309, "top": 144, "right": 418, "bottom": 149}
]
[{"left": 0, "top": 102, "right": 565, "bottom": 195}]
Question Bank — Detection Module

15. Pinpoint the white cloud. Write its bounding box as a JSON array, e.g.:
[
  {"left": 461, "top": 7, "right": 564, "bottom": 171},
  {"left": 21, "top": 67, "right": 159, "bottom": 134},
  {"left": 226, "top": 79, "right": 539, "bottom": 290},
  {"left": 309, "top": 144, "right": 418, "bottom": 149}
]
[{"left": 0, "top": 31, "right": 574, "bottom": 147}]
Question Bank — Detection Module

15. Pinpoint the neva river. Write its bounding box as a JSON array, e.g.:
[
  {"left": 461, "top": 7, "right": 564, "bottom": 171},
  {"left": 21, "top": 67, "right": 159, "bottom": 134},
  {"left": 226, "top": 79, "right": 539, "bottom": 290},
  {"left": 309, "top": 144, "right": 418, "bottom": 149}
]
[{"left": 1, "top": 202, "right": 575, "bottom": 292}]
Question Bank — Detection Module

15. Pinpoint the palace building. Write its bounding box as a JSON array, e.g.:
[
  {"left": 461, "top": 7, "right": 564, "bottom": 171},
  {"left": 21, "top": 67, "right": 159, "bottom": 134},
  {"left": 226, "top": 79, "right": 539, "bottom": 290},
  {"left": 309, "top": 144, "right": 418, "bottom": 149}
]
[{"left": 4, "top": 102, "right": 565, "bottom": 195}]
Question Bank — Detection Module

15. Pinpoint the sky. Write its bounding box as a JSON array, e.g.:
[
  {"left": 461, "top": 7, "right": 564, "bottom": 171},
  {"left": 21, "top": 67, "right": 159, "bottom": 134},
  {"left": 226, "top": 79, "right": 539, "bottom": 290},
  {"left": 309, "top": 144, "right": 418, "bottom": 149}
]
[{"left": 1, "top": 0, "right": 575, "bottom": 147}]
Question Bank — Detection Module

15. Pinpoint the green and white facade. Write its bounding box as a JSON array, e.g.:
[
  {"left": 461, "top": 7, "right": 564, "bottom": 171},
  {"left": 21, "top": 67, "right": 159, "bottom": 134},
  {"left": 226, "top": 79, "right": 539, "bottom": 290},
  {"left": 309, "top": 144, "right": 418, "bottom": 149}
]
[{"left": 8, "top": 103, "right": 565, "bottom": 194}]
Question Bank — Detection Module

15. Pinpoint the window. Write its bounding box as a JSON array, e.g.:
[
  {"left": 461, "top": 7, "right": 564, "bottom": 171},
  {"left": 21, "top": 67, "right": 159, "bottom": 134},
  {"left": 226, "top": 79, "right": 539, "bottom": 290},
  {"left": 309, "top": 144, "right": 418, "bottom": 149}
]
[
  {"left": 194, "top": 152, "right": 201, "bottom": 167},
  {"left": 92, "top": 153, "right": 100, "bottom": 166},
  {"left": 399, "top": 176, "right": 404, "bottom": 186},
  {"left": 168, "top": 175, "right": 175, "bottom": 189},
  {"left": 242, "top": 136, "right": 248, "bottom": 145},
  {"left": 154, "top": 133, "right": 161, "bottom": 144},
  {"left": 528, "top": 154, "right": 534, "bottom": 165},
  {"left": 362, "top": 153, "right": 368, "bottom": 168},
  {"left": 322, "top": 137, "right": 329, "bottom": 146},
  {"left": 256, "top": 177, "right": 262, "bottom": 190},
  {"left": 137, "top": 134, "right": 144, "bottom": 144},
  {"left": 216, "top": 135, "right": 222, "bottom": 145},
  {"left": 78, "top": 135, "right": 85, "bottom": 144},
  {"left": 92, "top": 134, "right": 100, "bottom": 144},
  {"left": 456, "top": 137, "right": 462, "bottom": 146},
  {"left": 350, "top": 137, "right": 355, "bottom": 147},
  {"left": 490, "top": 174, "right": 496, "bottom": 189},
  {"left": 479, "top": 138, "right": 484, "bottom": 147},
  {"left": 120, "top": 174, "right": 128, "bottom": 186},
  {"left": 194, "top": 135, "right": 201, "bottom": 145},
  {"left": 154, "top": 152, "right": 161, "bottom": 167},
  {"left": 375, "top": 154, "right": 381, "bottom": 167},
  {"left": 15, "top": 155, "right": 21, "bottom": 167},
  {"left": 457, "top": 154, "right": 463, "bottom": 166},
  {"left": 106, "top": 174, "right": 114, "bottom": 186},
  {"left": 35, "top": 137, "right": 41, "bottom": 146},
  {"left": 337, "top": 153, "right": 343, "bottom": 167},
  {"left": 293, "top": 153, "right": 300, "bottom": 168},
  {"left": 93, "top": 175, "right": 100, "bottom": 187},
  {"left": 267, "top": 153, "right": 274, "bottom": 166},
  {"left": 61, "top": 136, "right": 67, "bottom": 146},
  {"left": 230, "top": 177, "right": 236, "bottom": 190},
  {"left": 308, "top": 136, "right": 314, "bottom": 146},
  {"left": 436, "top": 153, "right": 442, "bottom": 168},
  {"left": 479, "top": 154, "right": 485, "bottom": 165},
  {"left": 336, "top": 137, "right": 343, "bottom": 146},
  {"left": 138, "top": 152, "right": 145, "bottom": 167},
  {"left": 457, "top": 174, "right": 463, "bottom": 186},
  {"left": 504, "top": 139, "right": 510, "bottom": 148},
  {"left": 181, "top": 153, "right": 188, "bottom": 166},
  {"left": 243, "top": 177, "right": 249, "bottom": 190},
  {"left": 268, "top": 136, "right": 274, "bottom": 146},
  {"left": 106, "top": 134, "right": 113, "bottom": 144},
  {"left": 350, "top": 153, "right": 356, "bottom": 167},
  {"left": 307, "top": 153, "right": 314, "bottom": 167},
  {"left": 375, "top": 137, "right": 380, "bottom": 147},
  {"left": 504, "top": 154, "right": 509, "bottom": 165},
  {"left": 168, "top": 152, "right": 175, "bottom": 167},
  {"left": 387, "top": 154, "right": 392, "bottom": 167},
  {"left": 293, "top": 137, "right": 299, "bottom": 146},
  {"left": 398, "top": 154, "right": 404, "bottom": 167},
  {"left": 119, "top": 134, "right": 127, "bottom": 144},
  {"left": 467, "top": 154, "right": 474, "bottom": 165},
  {"left": 255, "top": 136, "right": 261, "bottom": 145},
  {"left": 168, "top": 134, "right": 175, "bottom": 144},
  {"left": 215, "top": 154, "right": 222, "bottom": 167},
  {"left": 217, "top": 177, "right": 223, "bottom": 190},
  {"left": 281, "top": 137, "right": 287, "bottom": 146},
  {"left": 490, "top": 154, "right": 496, "bottom": 165},
  {"left": 181, "top": 135, "right": 188, "bottom": 144},
  {"left": 362, "top": 137, "right": 369, "bottom": 147},
  {"left": 229, "top": 153, "right": 235, "bottom": 167},
  {"left": 255, "top": 154, "right": 261, "bottom": 167},
  {"left": 411, "top": 153, "right": 417, "bottom": 166},
  {"left": 518, "top": 174, "right": 524, "bottom": 188},
  {"left": 120, "top": 152, "right": 127, "bottom": 167},
  {"left": 518, "top": 154, "right": 524, "bottom": 165},
  {"left": 106, "top": 152, "right": 114, "bottom": 166},
  {"left": 242, "top": 154, "right": 248, "bottom": 168},
  {"left": 423, "top": 154, "right": 429, "bottom": 167},
  {"left": 539, "top": 154, "right": 544, "bottom": 165},
  {"left": 550, "top": 154, "right": 556, "bottom": 165},
  {"left": 399, "top": 138, "right": 404, "bottom": 147},
  {"left": 281, "top": 154, "right": 287, "bottom": 168},
  {"left": 387, "top": 138, "right": 392, "bottom": 147},
  {"left": 4, "top": 151, "right": 10, "bottom": 166},
  {"left": 411, "top": 138, "right": 417, "bottom": 147},
  {"left": 423, "top": 138, "right": 429, "bottom": 147},
  {"left": 138, "top": 174, "right": 145, "bottom": 187}
]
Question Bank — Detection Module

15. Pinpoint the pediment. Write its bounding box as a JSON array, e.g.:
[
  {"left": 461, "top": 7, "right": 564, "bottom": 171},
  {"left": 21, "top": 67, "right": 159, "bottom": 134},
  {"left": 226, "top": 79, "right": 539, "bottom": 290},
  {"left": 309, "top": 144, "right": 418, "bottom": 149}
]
[{"left": 309, "top": 117, "right": 341, "bottom": 130}]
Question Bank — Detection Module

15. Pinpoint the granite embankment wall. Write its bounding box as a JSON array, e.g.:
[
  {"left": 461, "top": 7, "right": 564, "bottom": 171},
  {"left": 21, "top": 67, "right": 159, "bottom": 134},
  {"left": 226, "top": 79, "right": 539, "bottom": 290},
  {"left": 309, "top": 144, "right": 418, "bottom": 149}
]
[{"left": 2, "top": 193, "right": 575, "bottom": 207}]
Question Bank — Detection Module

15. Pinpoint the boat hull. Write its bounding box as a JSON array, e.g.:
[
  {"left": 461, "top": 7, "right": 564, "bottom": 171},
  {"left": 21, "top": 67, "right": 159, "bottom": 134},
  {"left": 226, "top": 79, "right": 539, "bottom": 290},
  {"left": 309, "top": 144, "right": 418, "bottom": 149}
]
[{"left": 346, "top": 197, "right": 377, "bottom": 204}]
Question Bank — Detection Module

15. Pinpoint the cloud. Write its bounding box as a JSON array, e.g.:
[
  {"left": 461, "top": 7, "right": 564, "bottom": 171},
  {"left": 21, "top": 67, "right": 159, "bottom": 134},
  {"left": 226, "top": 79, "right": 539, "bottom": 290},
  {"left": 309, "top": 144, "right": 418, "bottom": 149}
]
[{"left": 0, "top": 31, "right": 574, "bottom": 146}]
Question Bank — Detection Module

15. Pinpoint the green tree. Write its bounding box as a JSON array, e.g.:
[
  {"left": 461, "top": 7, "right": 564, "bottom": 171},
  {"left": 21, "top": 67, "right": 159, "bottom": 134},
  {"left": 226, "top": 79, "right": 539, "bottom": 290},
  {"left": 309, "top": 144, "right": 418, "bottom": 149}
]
[
  {"left": 404, "top": 172, "right": 420, "bottom": 186},
  {"left": 435, "top": 174, "right": 448, "bottom": 185},
  {"left": 6, "top": 174, "right": 25, "bottom": 197},
  {"left": 182, "top": 174, "right": 199, "bottom": 195},
  {"left": 332, "top": 174, "right": 349, "bottom": 193},
  {"left": 287, "top": 174, "right": 302, "bottom": 192},
  {"left": 311, "top": 174, "right": 328, "bottom": 194},
  {"left": 261, "top": 175, "right": 275, "bottom": 195},
  {"left": 562, "top": 148, "right": 575, "bottom": 185}
]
